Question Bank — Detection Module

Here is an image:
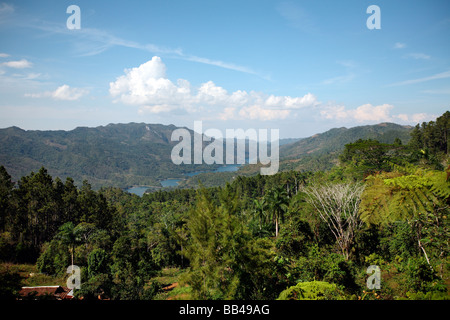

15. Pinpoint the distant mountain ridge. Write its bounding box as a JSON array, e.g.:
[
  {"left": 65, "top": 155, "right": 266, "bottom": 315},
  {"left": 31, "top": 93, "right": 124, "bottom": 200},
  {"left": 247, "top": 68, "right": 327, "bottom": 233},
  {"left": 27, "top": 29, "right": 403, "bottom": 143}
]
[
  {"left": 0, "top": 121, "right": 414, "bottom": 189},
  {"left": 281, "top": 122, "right": 413, "bottom": 159},
  {"left": 0, "top": 122, "right": 218, "bottom": 189},
  {"left": 277, "top": 122, "right": 413, "bottom": 172}
]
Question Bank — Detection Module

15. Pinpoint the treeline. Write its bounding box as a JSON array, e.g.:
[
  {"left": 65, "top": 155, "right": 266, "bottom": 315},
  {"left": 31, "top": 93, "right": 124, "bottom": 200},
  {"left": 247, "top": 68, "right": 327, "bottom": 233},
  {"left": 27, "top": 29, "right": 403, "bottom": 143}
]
[
  {"left": 0, "top": 167, "right": 118, "bottom": 262},
  {"left": 409, "top": 111, "right": 450, "bottom": 159},
  {"left": 0, "top": 111, "right": 449, "bottom": 300}
]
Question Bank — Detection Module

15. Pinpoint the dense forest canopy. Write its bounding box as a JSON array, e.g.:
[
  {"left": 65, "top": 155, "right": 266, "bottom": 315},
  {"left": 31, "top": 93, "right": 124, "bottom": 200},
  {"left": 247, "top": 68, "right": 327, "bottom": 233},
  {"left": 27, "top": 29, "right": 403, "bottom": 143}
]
[{"left": 0, "top": 111, "right": 449, "bottom": 300}]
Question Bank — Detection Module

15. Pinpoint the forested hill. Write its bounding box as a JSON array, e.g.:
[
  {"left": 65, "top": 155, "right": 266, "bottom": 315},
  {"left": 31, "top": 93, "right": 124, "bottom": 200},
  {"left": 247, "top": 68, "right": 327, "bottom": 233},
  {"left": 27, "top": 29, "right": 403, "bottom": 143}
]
[
  {"left": 0, "top": 121, "right": 418, "bottom": 190},
  {"left": 276, "top": 122, "right": 413, "bottom": 172},
  {"left": 281, "top": 122, "right": 413, "bottom": 159},
  {"left": 0, "top": 123, "right": 219, "bottom": 189}
]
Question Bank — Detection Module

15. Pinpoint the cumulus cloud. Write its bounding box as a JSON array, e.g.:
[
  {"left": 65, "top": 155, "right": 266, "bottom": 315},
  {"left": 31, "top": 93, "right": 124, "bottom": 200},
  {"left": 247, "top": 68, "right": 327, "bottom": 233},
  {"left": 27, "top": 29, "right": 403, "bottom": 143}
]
[
  {"left": 1, "top": 59, "right": 32, "bottom": 68},
  {"left": 26, "top": 84, "right": 89, "bottom": 101},
  {"left": 321, "top": 103, "right": 436, "bottom": 125},
  {"left": 109, "top": 56, "right": 319, "bottom": 121},
  {"left": 321, "top": 103, "right": 393, "bottom": 122},
  {"left": 238, "top": 105, "right": 291, "bottom": 121},
  {"left": 393, "top": 113, "right": 436, "bottom": 123}
]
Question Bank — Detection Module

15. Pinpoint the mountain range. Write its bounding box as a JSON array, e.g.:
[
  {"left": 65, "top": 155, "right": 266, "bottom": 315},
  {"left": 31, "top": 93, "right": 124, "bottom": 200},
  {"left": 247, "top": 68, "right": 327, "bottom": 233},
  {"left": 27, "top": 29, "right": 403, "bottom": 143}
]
[{"left": 0, "top": 122, "right": 413, "bottom": 189}]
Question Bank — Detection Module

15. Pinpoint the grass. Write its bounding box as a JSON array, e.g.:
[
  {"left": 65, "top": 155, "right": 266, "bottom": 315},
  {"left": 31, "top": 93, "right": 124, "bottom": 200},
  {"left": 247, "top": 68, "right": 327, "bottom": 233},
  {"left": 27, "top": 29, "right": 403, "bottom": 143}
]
[
  {"left": 0, "top": 263, "right": 66, "bottom": 287},
  {"left": 149, "top": 267, "right": 193, "bottom": 300}
]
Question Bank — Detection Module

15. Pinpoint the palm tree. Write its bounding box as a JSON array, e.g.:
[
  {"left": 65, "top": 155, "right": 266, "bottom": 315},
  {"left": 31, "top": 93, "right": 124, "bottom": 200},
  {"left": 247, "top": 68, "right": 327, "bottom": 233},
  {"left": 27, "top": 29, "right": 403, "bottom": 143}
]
[
  {"left": 57, "top": 222, "right": 80, "bottom": 267},
  {"left": 253, "top": 198, "right": 267, "bottom": 231},
  {"left": 266, "top": 187, "right": 289, "bottom": 238}
]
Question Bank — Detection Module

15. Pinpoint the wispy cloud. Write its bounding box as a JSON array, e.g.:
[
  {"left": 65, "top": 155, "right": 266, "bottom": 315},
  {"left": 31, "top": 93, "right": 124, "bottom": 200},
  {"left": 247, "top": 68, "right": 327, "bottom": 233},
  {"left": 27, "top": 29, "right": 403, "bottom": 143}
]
[
  {"left": 421, "top": 88, "right": 450, "bottom": 95},
  {"left": 322, "top": 73, "right": 355, "bottom": 85},
  {"left": 393, "top": 42, "right": 406, "bottom": 49},
  {"left": 19, "top": 19, "right": 261, "bottom": 77},
  {"left": 25, "top": 84, "right": 89, "bottom": 101},
  {"left": 404, "top": 53, "right": 431, "bottom": 60},
  {"left": 0, "top": 2, "right": 14, "bottom": 23},
  {"left": 389, "top": 70, "right": 450, "bottom": 86},
  {"left": 277, "top": 1, "right": 317, "bottom": 34},
  {"left": 183, "top": 55, "right": 260, "bottom": 76},
  {"left": 1, "top": 59, "right": 33, "bottom": 69},
  {"left": 322, "top": 60, "right": 357, "bottom": 85}
]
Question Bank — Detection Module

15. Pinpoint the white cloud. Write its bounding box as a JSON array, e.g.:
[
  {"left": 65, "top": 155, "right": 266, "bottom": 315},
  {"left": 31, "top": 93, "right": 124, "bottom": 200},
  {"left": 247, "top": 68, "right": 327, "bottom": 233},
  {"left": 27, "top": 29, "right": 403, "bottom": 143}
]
[
  {"left": 394, "top": 42, "right": 406, "bottom": 49},
  {"left": 238, "top": 105, "right": 291, "bottom": 121},
  {"left": 322, "top": 73, "right": 355, "bottom": 85},
  {"left": 353, "top": 104, "right": 394, "bottom": 122},
  {"left": 321, "top": 104, "right": 394, "bottom": 122},
  {"left": 26, "top": 21, "right": 261, "bottom": 77},
  {"left": 394, "top": 113, "right": 436, "bottom": 123},
  {"left": 109, "top": 56, "right": 319, "bottom": 121},
  {"left": 1, "top": 59, "right": 32, "bottom": 68},
  {"left": 320, "top": 103, "right": 436, "bottom": 125},
  {"left": 26, "top": 84, "right": 89, "bottom": 101},
  {"left": 389, "top": 70, "right": 450, "bottom": 86},
  {"left": 404, "top": 53, "right": 431, "bottom": 60},
  {"left": 0, "top": 3, "right": 13, "bottom": 23},
  {"left": 0, "top": 53, "right": 10, "bottom": 58},
  {"left": 421, "top": 88, "right": 450, "bottom": 95}
]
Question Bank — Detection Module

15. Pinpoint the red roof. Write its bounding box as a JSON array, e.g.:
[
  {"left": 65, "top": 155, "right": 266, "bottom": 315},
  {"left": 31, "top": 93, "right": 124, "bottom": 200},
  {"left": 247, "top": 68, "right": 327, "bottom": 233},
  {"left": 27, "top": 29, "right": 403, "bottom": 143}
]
[{"left": 19, "top": 286, "right": 74, "bottom": 300}]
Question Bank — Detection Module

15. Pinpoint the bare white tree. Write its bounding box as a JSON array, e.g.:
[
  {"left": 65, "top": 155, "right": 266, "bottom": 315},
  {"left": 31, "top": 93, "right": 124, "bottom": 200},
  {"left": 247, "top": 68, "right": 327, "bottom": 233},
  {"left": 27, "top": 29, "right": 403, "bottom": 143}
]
[{"left": 304, "top": 182, "right": 365, "bottom": 260}]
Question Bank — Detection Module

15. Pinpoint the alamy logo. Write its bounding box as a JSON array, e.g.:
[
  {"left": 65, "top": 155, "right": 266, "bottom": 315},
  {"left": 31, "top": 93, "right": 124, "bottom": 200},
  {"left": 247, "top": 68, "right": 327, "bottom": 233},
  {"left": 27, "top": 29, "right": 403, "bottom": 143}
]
[
  {"left": 171, "top": 121, "right": 279, "bottom": 175},
  {"left": 66, "top": 5, "right": 81, "bottom": 30},
  {"left": 67, "top": 264, "right": 81, "bottom": 289},
  {"left": 366, "top": 265, "right": 381, "bottom": 290}
]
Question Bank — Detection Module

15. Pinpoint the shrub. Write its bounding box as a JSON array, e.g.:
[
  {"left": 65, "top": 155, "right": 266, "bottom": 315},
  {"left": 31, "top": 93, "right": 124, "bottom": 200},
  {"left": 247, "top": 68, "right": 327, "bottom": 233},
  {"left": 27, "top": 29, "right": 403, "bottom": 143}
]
[{"left": 277, "top": 280, "right": 343, "bottom": 300}]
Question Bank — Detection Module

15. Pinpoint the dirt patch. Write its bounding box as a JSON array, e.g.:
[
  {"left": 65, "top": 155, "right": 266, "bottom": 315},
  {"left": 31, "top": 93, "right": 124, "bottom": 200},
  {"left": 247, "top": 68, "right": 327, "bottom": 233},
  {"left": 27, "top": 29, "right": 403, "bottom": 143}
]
[{"left": 162, "top": 282, "right": 178, "bottom": 291}]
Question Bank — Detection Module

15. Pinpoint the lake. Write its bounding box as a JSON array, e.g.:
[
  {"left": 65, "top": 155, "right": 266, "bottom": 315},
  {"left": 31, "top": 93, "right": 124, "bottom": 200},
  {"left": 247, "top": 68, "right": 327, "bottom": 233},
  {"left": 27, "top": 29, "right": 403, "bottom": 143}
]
[
  {"left": 125, "top": 163, "right": 241, "bottom": 195},
  {"left": 160, "top": 163, "right": 241, "bottom": 187},
  {"left": 124, "top": 186, "right": 152, "bottom": 197}
]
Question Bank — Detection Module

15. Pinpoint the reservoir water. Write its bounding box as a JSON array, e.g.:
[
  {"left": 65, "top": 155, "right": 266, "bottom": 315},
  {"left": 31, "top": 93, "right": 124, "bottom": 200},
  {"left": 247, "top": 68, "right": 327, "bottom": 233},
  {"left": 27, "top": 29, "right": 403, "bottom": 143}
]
[
  {"left": 125, "top": 163, "right": 241, "bottom": 195},
  {"left": 160, "top": 163, "right": 241, "bottom": 187},
  {"left": 124, "top": 186, "right": 152, "bottom": 197}
]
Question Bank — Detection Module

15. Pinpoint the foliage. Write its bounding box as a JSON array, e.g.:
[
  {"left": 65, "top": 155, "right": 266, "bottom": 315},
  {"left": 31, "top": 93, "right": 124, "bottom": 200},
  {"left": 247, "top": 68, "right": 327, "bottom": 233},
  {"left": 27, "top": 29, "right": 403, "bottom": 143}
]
[
  {"left": 1, "top": 112, "right": 450, "bottom": 300},
  {"left": 0, "top": 123, "right": 221, "bottom": 190},
  {"left": 277, "top": 280, "right": 344, "bottom": 300},
  {"left": 360, "top": 165, "right": 449, "bottom": 225},
  {"left": 408, "top": 111, "right": 449, "bottom": 160},
  {"left": 303, "top": 182, "right": 365, "bottom": 260},
  {"left": 0, "top": 268, "right": 23, "bottom": 300}
]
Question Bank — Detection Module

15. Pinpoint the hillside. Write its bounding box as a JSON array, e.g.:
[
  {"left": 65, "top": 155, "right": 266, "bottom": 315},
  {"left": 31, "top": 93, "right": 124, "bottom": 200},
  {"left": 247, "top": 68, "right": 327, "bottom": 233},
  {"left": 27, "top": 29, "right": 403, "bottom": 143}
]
[
  {"left": 281, "top": 122, "right": 412, "bottom": 159},
  {"left": 239, "top": 122, "right": 413, "bottom": 175},
  {"left": 0, "top": 123, "right": 220, "bottom": 189},
  {"left": 0, "top": 121, "right": 414, "bottom": 190}
]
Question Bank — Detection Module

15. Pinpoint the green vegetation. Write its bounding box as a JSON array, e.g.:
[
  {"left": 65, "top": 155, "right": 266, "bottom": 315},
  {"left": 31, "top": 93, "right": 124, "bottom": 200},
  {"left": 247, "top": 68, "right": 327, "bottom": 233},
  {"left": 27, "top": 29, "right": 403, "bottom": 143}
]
[
  {"left": 277, "top": 281, "right": 343, "bottom": 300},
  {"left": 0, "top": 112, "right": 449, "bottom": 300},
  {"left": 0, "top": 123, "right": 221, "bottom": 190}
]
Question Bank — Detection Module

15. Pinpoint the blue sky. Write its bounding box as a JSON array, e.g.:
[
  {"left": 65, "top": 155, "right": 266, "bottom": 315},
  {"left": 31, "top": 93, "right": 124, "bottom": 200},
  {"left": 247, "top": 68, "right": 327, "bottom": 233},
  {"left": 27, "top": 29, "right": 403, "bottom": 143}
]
[{"left": 0, "top": 0, "right": 449, "bottom": 138}]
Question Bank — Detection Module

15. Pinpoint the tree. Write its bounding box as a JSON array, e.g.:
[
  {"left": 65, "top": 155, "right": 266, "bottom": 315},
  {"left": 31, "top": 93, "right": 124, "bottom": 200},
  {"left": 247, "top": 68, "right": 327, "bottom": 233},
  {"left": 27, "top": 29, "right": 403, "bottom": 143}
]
[
  {"left": 266, "top": 187, "right": 289, "bottom": 238},
  {"left": 182, "top": 188, "right": 243, "bottom": 299},
  {"left": 359, "top": 164, "right": 449, "bottom": 273},
  {"left": 0, "top": 268, "right": 23, "bottom": 300},
  {"left": 252, "top": 198, "right": 267, "bottom": 231},
  {"left": 304, "top": 182, "right": 365, "bottom": 260},
  {"left": 408, "top": 111, "right": 450, "bottom": 157},
  {"left": 13, "top": 167, "right": 62, "bottom": 255},
  {"left": 56, "top": 222, "right": 80, "bottom": 268},
  {"left": 0, "top": 166, "right": 14, "bottom": 233}
]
